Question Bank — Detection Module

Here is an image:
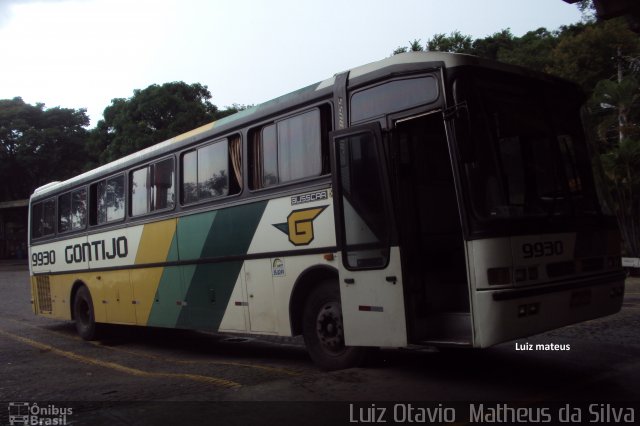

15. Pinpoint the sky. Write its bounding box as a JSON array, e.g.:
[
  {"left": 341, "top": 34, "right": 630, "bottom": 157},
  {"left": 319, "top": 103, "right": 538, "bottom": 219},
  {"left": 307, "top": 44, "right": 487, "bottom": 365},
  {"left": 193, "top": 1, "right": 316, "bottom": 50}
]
[{"left": 0, "top": 0, "right": 584, "bottom": 127}]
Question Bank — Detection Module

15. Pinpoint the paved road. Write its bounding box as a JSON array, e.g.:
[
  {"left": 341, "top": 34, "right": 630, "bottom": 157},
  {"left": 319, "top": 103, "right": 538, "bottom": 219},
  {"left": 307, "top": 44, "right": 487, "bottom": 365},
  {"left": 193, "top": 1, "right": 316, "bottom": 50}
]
[{"left": 1, "top": 264, "right": 639, "bottom": 424}]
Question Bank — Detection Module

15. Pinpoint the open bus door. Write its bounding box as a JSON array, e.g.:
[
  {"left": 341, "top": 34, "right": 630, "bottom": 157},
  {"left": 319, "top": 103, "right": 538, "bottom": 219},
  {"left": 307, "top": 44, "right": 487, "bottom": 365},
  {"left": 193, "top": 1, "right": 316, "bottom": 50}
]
[{"left": 330, "top": 123, "right": 408, "bottom": 348}]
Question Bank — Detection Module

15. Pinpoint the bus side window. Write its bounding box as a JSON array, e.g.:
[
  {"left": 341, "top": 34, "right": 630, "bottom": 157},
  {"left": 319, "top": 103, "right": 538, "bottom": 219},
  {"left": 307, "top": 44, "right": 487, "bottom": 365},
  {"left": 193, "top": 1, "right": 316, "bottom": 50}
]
[
  {"left": 130, "top": 157, "right": 176, "bottom": 216},
  {"left": 31, "top": 198, "right": 56, "bottom": 238},
  {"left": 153, "top": 157, "right": 176, "bottom": 210},
  {"left": 58, "top": 192, "right": 72, "bottom": 233},
  {"left": 250, "top": 108, "right": 324, "bottom": 190},
  {"left": 180, "top": 134, "right": 241, "bottom": 205},
  {"left": 58, "top": 188, "right": 87, "bottom": 233},
  {"left": 71, "top": 188, "right": 87, "bottom": 230},
  {"left": 91, "top": 174, "right": 125, "bottom": 225},
  {"left": 130, "top": 167, "right": 150, "bottom": 216}
]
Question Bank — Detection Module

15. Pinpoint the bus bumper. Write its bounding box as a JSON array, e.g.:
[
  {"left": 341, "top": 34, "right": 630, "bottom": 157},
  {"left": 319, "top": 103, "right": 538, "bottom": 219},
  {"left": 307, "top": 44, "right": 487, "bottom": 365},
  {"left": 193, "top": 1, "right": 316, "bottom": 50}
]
[{"left": 472, "top": 271, "right": 626, "bottom": 348}]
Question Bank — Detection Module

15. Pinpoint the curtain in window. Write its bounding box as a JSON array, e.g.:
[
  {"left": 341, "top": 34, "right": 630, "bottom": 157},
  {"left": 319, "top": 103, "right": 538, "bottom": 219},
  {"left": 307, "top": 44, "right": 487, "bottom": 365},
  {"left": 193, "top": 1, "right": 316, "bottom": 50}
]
[
  {"left": 229, "top": 135, "right": 242, "bottom": 188},
  {"left": 252, "top": 131, "right": 263, "bottom": 189}
]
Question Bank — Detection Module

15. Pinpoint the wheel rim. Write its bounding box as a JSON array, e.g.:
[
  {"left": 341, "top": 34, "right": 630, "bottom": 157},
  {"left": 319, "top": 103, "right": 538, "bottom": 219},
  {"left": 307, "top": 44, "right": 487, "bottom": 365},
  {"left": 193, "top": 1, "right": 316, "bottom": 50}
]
[{"left": 315, "top": 301, "right": 346, "bottom": 355}]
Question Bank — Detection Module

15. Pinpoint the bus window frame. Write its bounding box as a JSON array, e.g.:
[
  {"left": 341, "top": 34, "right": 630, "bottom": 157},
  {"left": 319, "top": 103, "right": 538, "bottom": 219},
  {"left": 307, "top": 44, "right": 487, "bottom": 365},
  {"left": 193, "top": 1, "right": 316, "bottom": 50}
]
[
  {"left": 30, "top": 196, "right": 58, "bottom": 241},
  {"left": 349, "top": 74, "right": 441, "bottom": 126},
  {"left": 248, "top": 104, "right": 332, "bottom": 194},
  {"left": 329, "top": 122, "right": 396, "bottom": 271},
  {"left": 57, "top": 186, "right": 88, "bottom": 235},
  {"left": 178, "top": 134, "right": 243, "bottom": 208},
  {"left": 89, "top": 172, "right": 127, "bottom": 228},
  {"left": 129, "top": 154, "right": 177, "bottom": 219}
]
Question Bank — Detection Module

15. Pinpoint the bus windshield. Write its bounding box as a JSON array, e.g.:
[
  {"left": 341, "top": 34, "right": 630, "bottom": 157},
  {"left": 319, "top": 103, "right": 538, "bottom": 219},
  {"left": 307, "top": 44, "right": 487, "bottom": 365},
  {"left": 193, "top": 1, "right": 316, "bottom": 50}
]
[{"left": 460, "top": 72, "right": 600, "bottom": 224}]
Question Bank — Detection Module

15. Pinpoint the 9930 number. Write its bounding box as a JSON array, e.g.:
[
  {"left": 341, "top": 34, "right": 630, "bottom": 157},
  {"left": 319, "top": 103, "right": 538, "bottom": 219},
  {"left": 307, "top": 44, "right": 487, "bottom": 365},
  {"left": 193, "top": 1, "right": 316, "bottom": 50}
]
[
  {"left": 522, "top": 241, "right": 563, "bottom": 259},
  {"left": 32, "top": 250, "right": 56, "bottom": 267}
]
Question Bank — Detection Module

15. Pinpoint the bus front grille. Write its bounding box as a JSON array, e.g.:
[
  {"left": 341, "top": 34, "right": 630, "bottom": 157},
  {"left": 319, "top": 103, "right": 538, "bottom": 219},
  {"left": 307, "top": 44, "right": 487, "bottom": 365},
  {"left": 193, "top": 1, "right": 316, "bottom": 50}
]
[{"left": 36, "top": 276, "right": 52, "bottom": 314}]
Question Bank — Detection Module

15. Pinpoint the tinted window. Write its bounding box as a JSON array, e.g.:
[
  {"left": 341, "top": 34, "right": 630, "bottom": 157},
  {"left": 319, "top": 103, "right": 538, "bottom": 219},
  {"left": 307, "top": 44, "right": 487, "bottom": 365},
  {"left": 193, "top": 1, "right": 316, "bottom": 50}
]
[
  {"left": 336, "top": 132, "right": 389, "bottom": 269},
  {"left": 277, "top": 109, "right": 321, "bottom": 182},
  {"left": 94, "top": 175, "right": 125, "bottom": 225},
  {"left": 31, "top": 198, "right": 56, "bottom": 238},
  {"left": 130, "top": 158, "right": 175, "bottom": 217},
  {"left": 58, "top": 188, "right": 87, "bottom": 232},
  {"left": 350, "top": 76, "right": 439, "bottom": 123},
  {"left": 71, "top": 188, "right": 87, "bottom": 230},
  {"left": 58, "top": 192, "right": 71, "bottom": 233},
  {"left": 254, "top": 109, "right": 322, "bottom": 189},
  {"left": 182, "top": 151, "right": 198, "bottom": 204},
  {"left": 182, "top": 139, "right": 230, "bottom": 204},
  {"left": 262, "top": 125, "right": 278, "bottom": 187},
  {"left": 131, "top": 167, "right": 149, "bottom": 216},
  {"left": 153, "top": 158, "right": 175, "bottom": 210},
  {"left": 198, "top": 140, "right": 228, "bottom": 199}
]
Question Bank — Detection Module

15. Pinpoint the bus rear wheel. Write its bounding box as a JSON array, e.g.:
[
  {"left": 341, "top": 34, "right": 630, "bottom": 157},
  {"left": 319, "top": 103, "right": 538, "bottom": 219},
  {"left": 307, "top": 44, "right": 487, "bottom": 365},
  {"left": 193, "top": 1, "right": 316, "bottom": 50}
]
[
  {"left": 73, "top": 286, "right": 99, "bottom": 340},
  {"left": 302, "top": 280, "right": 365, "bottom": 370}
]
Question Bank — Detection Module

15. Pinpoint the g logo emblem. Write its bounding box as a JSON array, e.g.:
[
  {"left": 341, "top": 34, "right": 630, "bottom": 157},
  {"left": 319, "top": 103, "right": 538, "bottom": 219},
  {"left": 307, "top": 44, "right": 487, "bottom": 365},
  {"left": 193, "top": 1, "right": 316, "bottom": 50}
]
[{"left": 273, "top": 206, "right": 328, "bottom": 246}]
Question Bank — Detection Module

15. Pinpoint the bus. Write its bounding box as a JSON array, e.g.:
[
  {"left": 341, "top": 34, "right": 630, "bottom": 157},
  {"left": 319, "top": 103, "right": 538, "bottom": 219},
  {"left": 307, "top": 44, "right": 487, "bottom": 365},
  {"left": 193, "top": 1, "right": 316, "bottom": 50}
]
[{"left": 28, "top": 52, "right": 626, "bottom": 370}]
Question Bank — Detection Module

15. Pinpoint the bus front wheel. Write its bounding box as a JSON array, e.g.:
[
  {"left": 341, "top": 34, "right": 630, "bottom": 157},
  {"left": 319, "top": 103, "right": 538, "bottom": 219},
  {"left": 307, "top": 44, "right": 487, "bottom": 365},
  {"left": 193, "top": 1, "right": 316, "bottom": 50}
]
[
  {"left": 302, "top": 280, "right": 365, "bottom": 370},
  {"left": 73, "top": 286, "right": 98, "bottom": 340}
]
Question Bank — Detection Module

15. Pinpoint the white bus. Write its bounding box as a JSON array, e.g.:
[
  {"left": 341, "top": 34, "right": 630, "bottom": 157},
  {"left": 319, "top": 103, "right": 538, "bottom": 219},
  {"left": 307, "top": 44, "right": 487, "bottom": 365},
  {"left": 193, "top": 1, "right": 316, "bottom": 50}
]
[{"left": 29, "top": 52, "right": 625, "bottom": 370}]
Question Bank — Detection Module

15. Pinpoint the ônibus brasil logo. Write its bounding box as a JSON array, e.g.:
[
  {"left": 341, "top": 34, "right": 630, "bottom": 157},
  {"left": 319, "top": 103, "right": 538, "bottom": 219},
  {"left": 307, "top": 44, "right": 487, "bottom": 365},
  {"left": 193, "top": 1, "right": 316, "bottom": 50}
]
[{"left": 7, "top": 402, "right": 73, "bottom": 426}]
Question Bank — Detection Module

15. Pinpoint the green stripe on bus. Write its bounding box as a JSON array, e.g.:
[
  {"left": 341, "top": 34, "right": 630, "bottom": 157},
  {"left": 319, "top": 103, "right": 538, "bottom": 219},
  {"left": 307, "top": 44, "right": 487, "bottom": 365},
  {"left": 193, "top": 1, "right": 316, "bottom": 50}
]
[
  {"left": 166, "top": 232, "right": 179, "bottom": 262},
  {"left": 176, "top": 201, "right": 267, "bottom": 330},
  {"left": 177, "top": 211, "right": 217, "bottom": 260},
  {"left": 146, "top": 201, "right": 268, "bottom": 330},
  {"left": 146, "top": 266, "right": 183, "bottom": 328}
]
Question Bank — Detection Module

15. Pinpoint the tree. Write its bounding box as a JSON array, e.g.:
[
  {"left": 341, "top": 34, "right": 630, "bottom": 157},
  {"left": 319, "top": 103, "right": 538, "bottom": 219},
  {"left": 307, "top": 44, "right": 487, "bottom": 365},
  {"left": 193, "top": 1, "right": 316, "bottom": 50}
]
[
  {"left": 591, "top": 76, "right": 640, "bottom": 143},
  {"left": 497, "top": 27, "right": 559, "bottom": 72},
  {"left": 426, "top": 31, "right": 474, "bottom": 54},
  {"left": 590, "top": 75, "right": 640, "bottom": 256},
  {"left": 471, "top": 29, "right": 515, "bottom": 61},
  {"left": 548, "top": 18, "right": 640, "bottom": 90},
  {"left": 90, "top": 82, "right": 237, "bottom": 164},
  {"left": 0, "top": 97, "right": 90, "bottom": 200},
  {"left": 393, "top": 39, "right": 424, "bottom": 55},
  {"left": 599, "top": 138, "right": 640, "bottom": 256}
]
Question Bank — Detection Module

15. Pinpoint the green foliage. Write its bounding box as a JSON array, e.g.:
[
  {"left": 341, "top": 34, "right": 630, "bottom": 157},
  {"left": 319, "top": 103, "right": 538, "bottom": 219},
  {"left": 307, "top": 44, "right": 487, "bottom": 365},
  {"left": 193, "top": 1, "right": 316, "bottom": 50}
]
[
  {"left": 470, "top": 29, "right": 515, "bottom": 61},
  {"left": 600, "top": 138, "right": 640, "bottom": 255},
  {"left": 90, "top": 82, "right": 231, "bottom": 164},
  {"left": 0, "top": 97, "right": 90, "bottom": 200},
  {"left": 548, "top": 19, "right": 640, "bottom": 90},
  {"left": 589, "top": 75, "right": 640, "bottom": 255},
  {"left": 392, "top": 39, "right": 423, "bottom": 56},
  {"left": 426, "top": 31, "right": 474, "bottom": 54},
  {"left": 590, "top": 76, "right": 640, "bottom": 144},
  {"left": 392, "top": 46, "right": 409, "bottom": 55},
  {"left": 497, "top": 28, "right": 559, "bottom": 72}
]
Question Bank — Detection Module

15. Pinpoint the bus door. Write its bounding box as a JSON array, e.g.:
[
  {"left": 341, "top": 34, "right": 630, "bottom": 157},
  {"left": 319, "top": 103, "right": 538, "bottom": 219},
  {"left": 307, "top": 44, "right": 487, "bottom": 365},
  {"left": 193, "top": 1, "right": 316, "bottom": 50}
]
[
  {"left": 390, "top": 111, "right": 471, "bottom": 345},
  {"left": 330, "top": 123, "right": 408, "bottom": 348}
]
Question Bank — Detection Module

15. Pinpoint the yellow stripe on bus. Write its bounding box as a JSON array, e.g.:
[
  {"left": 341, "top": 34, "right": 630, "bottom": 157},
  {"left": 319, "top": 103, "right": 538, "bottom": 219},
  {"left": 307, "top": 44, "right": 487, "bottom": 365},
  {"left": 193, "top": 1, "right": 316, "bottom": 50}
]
[
  {"left": 132, "top": 219, "right": 177, "bottom": 325},
  {"left": 135, "top": 219, "right": 177, "bottom": 265}
]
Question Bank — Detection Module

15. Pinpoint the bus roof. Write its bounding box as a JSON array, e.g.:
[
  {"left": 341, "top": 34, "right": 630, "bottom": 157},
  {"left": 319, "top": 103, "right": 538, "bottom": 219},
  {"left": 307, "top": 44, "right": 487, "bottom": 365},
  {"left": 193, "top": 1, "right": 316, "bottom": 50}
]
[{"left": 31, "top": 51, "right": 556, "bottom": 200}]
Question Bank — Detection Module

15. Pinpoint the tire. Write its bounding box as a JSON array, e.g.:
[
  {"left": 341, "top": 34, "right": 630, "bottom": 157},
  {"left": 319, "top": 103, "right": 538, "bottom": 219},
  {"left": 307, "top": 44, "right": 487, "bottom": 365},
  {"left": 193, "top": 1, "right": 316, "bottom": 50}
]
[
  {"left": 302, "top": 280, "right": 365, "bottom": 370},
  {"left": 73, "top": 286, "right": 99, "bottom": 340}
]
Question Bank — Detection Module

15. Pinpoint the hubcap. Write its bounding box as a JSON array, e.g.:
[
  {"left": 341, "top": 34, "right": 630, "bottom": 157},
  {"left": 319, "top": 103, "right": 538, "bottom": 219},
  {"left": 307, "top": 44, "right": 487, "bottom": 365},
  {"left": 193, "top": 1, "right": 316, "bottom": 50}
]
[{"left": 316, "top": 301, "right": 345, "bottom": 354}]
